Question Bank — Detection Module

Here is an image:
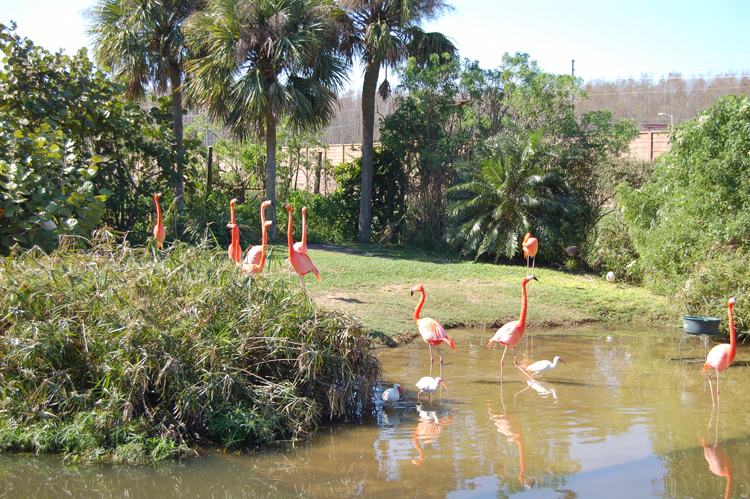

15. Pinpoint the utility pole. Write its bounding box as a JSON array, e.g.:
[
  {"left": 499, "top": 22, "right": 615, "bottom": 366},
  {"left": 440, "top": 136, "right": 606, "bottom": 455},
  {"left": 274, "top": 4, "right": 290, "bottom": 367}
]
[{"left": 571, "top": 59, "right": 575, "bottom": 104}]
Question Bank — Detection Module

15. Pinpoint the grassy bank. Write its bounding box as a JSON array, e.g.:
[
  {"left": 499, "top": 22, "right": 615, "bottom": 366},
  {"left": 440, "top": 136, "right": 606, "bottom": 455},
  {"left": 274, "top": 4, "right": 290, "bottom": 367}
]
[
  {"left": 0, "top": 234, "right": 380, "bottom": 463},
  {"left": 276, "top": 244, "right": 678, "bottom": 342}
]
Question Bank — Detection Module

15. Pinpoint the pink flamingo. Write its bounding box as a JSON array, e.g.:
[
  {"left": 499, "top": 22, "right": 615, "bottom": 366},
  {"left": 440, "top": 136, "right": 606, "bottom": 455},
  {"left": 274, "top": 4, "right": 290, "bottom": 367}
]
[
  {"left": 242, "top": 200, "right": 272, "bottom": 274},
  {"left": 293, "top": 206, "right": 308, "bottom": 254},
  {"left": 411, "top": 285, "right": 456, "bottom": 377},
  {"left": 153, "top": 193, "right": 166, "bottom": 248},
  {"left": 702, "top": 297, "right": 738, "bottom": 407},
  {"left": 227, "top": 198, "right": 242, "bottom": 264},
  {"left": 522, "top": 233, "right": 538, "bottom": 275},
  {"left": 488, "top": 276, "right": 538, "bottom": 382},
  {"left": 283, "top": 203, "right": 320, "bottom": 291}
]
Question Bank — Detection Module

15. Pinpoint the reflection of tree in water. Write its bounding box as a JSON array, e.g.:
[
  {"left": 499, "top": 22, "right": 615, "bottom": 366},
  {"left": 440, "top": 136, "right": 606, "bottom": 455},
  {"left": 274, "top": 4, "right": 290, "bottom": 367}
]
[
  {"left": 411, "top": 405, "right": 456, "bottom": 465},
  {"left": 593, "top": 341, "right": 632, "bottom": 389}
]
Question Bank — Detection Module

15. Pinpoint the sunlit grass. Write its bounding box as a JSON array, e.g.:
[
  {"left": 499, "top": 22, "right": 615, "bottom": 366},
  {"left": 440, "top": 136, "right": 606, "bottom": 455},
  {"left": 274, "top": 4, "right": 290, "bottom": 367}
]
[{"left": 279, "top": 244, "right": 678, "bottom": 340}]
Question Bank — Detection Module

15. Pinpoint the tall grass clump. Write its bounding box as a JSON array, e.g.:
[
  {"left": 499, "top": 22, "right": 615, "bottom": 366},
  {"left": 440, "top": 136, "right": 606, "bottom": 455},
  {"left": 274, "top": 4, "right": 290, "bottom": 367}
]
[{"left": 0, "top": 232, "right": 380, "bottom": 463}]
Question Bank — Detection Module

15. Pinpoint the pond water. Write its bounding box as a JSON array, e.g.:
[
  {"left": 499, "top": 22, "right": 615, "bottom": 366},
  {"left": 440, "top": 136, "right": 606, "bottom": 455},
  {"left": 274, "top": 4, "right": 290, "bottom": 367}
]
[{"left": 2, "top": 326, "right": 749, "bottom": 498}]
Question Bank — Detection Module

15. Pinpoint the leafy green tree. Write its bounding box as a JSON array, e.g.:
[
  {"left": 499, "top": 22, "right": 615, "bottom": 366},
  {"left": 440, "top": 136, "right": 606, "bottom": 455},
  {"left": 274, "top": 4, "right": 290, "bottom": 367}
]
[
  {"left": 444, "top": 132, "right": 581, "bottom": 261},
  {"left": 0, "top": 24, "right": 110, "bottom": 252},
  {"left": 184, "top": 0, "right": 347, "bottom": 239},
  {"left": 88, "top": 0, "right": 200, "bottom": 214},
  {"left": 617, "top": 94, "right": 750, "bottom": 335},
  {"left": 379, "top": 53, "right": 465, "bottom": 247},
  {"left": 337, "top": 0, "right": 455, "bottom": 243},
  {"left": 619, "top": 94, "right": 750, "bottom": 285}
]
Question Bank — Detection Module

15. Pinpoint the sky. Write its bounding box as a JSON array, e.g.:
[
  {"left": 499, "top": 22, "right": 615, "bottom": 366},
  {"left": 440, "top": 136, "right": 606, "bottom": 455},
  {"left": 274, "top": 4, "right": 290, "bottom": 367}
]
[{"left": 3, "top": 0, "right": 750, "bottom": 89}]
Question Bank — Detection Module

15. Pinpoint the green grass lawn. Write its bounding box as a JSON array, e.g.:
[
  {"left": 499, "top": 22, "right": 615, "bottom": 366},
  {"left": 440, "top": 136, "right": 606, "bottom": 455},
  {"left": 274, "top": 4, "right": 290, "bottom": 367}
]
[{"left": 263, "top": 243, "right": 677, "bottom": 342}]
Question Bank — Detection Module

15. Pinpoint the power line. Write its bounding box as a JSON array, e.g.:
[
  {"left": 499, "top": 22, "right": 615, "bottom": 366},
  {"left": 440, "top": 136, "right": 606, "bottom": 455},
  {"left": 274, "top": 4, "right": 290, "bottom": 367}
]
[
  {"left": 586, "top": 74, "right": 750, "bottom": 82},
  {"left": 579, "top": 55, "right": 750, "bottom": 63},
  {"left": 585, "top": 85, "right": 750, "bottom": 97}
]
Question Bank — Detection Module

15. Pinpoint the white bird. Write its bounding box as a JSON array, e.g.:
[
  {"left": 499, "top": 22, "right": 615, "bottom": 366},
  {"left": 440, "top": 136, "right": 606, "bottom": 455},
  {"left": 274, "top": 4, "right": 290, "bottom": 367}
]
[
  {"left": 606, "top": 271, "right": 615, "bottom": 284},
  {"left": 415, "top": 377, "right": 448, "bottom": 403},
  {"left": 382, "top": 383, "right": 404, "bottom": 407},
  {"left": 524, "top": 356, "right": 567, "bottom": 378},
  {"left": 40, "top": 220, "right": 57, "bottom": 231}
]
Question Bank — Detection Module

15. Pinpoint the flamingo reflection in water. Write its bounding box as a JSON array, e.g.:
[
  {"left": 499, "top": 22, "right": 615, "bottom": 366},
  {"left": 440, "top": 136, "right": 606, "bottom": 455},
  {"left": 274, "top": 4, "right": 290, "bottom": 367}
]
[
  {"left": 701, "top": 407, "right": 733, "bottom": 499},
  {"left": 411, "top": 406, "right": 456, "bottom": 465},
  {"left": 487, "top": 386, "right": 535, "bottom": 489}
]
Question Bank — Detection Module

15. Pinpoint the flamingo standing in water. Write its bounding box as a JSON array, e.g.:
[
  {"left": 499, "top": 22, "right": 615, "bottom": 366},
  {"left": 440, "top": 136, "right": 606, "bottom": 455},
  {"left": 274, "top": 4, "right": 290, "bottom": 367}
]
[
  {"left": 703, "top": 297, "right": 738, "bottom": 407},
  {"left": 243, "top": 200, "right": 272, "bottom": 274},
  {"left": 153, "top": 193, "right": 166, "bottom": 248},
  {"left": 227, "top": 198, "right": 242, "bottom": 264},
  {"left": 293, "top": 206, "right": 308, "bottom": 254},
  {"left": 411, "top": 285, "right": 456, "bottom": 377},
  {"left": 488, "top": 276, "right": 538, "bottom": 382},
  {"left": 283, "top": 203, "right": 320, "bottom": 291},
  {"left": 522, "top": 233, "right": 538, "bottom": 275}
]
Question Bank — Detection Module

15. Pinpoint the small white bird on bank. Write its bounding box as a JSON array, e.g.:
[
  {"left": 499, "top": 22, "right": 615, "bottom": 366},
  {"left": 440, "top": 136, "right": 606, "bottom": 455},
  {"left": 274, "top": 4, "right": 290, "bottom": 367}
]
[
  {"left": 382, "top": 383, "right": 405, "bottom": 407},
  {"left": 415, "top": 377, "right": 448, "bottom": 403},
  {"left": 524, "top": 356, "right": 567, "bottom": 378},
  {"left": 606, "top": 271, "right": 615, "bottom": 284}
]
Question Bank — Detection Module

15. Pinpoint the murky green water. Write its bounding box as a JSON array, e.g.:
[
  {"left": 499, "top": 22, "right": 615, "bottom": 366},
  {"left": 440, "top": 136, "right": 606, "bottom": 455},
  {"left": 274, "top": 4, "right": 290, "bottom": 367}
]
[{"left": 1, "top": 327, "right": 749, "bottom": 498}]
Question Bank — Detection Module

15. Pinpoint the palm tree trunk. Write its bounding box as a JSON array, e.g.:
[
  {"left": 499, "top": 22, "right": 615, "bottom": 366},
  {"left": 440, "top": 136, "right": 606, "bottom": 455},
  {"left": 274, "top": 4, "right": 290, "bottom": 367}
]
[
  {"left": 357, "top": 60, "right": 380, "bottom": 244},
  {"left": 265, "top": 108, "right": 277, "bottom": 241},
  {"left": 171, "top": 72, "right": 185, "bottom": 215}
]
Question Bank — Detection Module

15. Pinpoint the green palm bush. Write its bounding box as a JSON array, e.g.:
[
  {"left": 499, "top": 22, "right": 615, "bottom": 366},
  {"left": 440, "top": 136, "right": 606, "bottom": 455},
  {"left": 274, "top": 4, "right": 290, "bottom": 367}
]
[
  {"left": 445, "top": 132, "right": 582, "bottom": 262},
  {"left": 0, "top": 232, "right": 379, "bottom": 463}
]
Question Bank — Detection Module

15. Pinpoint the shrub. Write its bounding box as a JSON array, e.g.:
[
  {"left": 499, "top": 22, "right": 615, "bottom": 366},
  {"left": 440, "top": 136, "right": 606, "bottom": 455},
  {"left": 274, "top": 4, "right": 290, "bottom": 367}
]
[{"left": 0, "top": 235, "right": 380, "bottom": 462}]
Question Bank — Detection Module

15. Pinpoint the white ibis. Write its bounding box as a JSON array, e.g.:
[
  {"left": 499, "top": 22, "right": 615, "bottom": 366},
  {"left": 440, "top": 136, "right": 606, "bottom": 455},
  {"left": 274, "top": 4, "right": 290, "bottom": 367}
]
[
  {"left": 606, "top": 271, "right": 615, "bottom": 284},
  {"left": 416, "top": 377, "right": 448, "bottom": 403},
  {"left": 382, "top": 383, "right": 404, "bottom": 407},
  {"left": 524, "top": 356, "right": 567, "bottom": 378}
]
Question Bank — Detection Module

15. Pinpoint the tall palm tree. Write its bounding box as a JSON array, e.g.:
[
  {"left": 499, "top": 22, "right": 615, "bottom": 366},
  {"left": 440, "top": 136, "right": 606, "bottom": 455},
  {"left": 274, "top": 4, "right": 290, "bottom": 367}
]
[
  {"left": 445, "top": 132, "right": 577, "bottom": 261},
  {"left": 338, "top": 0, "right": 455, "bottom": 243},
  {"left": 184, "top": 0, "right": 347, "bottom": 238},
  {"left": 89, "top": 0, "right": 200, "bottom": 214}
]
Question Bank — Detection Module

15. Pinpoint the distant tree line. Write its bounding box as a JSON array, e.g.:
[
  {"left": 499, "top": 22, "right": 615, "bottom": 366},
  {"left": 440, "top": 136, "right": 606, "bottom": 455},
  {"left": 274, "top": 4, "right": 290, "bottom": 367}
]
[{"left": 577, "top": 72, "right": 750, "bottom": 127}]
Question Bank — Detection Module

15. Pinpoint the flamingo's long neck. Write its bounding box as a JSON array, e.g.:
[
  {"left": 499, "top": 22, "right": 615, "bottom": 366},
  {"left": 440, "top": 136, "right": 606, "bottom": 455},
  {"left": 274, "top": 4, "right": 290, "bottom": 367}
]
[
  {"left": 260, "top": 203, "right": 267, "bottom": 226},
  {"left": 518, "top": 282, "right": 529, "bottom": 331},
  {"left": 414, "top": 290, "right": 425, "bottom": 324},
  {"left": 301, "top": 210, "right": 307, "bottom": 247},
  {"left": 155, "top": 198, "right": 163, "bottom": 225},
  {"left": 230, "top": 204, "right": 236, "bottom": 225},
  {"left": 286, "top": 209, "right": 294, "bottom": 255},
  {"left": 728, "top": 302, "right": 736, "bottom": 362}
]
